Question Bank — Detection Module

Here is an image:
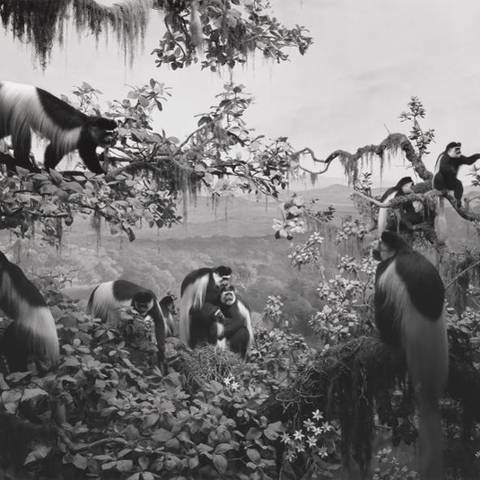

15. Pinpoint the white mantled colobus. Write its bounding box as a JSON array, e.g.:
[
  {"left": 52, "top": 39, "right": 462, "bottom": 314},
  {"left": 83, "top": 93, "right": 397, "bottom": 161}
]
[
  {"left": 179, "top": 266, "right": 232, "bottom": 348},
  {"left": 0, "top": 252, "right": 59, "bottom": 373},
  {"left": 377, "top": 176, "right": 425, "bottom": 236},
  {"left": 87, "top": 280, "right": 171, "bottom": 369},
  {"left": 0, "top": 80, "right": 117, "bottom": 174},
  {"left": 373, "top": 231, "right": 448, "bottom": 480},
  {"left": 433, "top": 142, "right": 480, "bottom": 243},
  {"left": 217, "top": 286, "right": 254, "bottom": 359}
]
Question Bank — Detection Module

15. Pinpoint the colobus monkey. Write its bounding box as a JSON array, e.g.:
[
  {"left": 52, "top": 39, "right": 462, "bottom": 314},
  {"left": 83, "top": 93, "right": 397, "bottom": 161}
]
[
  {"left": 0, "top": 252, "right": 59, "bottom": 372},
  {"left": 433, "top": 142, "right": 480, "bottom": 243},
  {"left": 179, "top": 266, "right": 232, "bottom": 348},
  {"left": 433, "top": 142, "right": 480, "bottom": 208},
  {"left": 373, "top": 231, "right": 448, "bottom": 480},
  {"left": 87, "top": 280, "right": 169, "bottom": 367},
  {"left": 217, "top": 286, "right": 254, "bottom": 359},
  {"left": 159, "top": 295, "right": 176, "bottom": 336},
  {"left": 377, "top": 177, "right": 424, "bottom": 236},
  {"left": 188, "top": 302, "right": 226, "bottom": 349},
  {"left": 0, "top": 80, "right": 117, "bottom": 173}
]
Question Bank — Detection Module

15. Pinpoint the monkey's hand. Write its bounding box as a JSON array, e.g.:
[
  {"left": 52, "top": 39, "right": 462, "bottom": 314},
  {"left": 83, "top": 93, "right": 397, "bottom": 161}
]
[{"left": 216, "top": 322, "right": 225, "bottom": 339}]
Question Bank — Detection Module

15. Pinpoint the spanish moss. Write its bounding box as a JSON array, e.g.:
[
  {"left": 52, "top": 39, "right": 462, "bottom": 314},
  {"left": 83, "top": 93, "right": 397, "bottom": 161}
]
[{"left": 0, "top": 0, "right": 152, "bottom": 69}]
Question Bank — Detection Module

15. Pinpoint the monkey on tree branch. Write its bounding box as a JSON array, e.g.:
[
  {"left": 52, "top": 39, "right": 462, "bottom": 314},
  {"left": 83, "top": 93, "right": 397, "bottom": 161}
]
[{"left": 290, "top": 129, "right": 480, "bottom": 244}]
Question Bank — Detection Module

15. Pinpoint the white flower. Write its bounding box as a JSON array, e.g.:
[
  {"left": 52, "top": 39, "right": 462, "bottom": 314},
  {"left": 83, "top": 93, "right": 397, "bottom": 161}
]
[
  {"left": 293, "top": 430, "right": 304, "bottom": 441},
  {"left": 312, "top": 410, "right": 323, "bottom": 421},
  {"left": 318, "top": 446, "right": 328, "bottom": 458},
  {"left": 306, "top": 436, "right": 317, "bottom": 448},
  {"left": 303, "top": 419, "right": 315, "bottom": 431},
  {"left": 230, "top": 381, "right": 239, "bottom": 391},
  {"left": 321, "top": 422, "right": 333, "bottom": 432}
]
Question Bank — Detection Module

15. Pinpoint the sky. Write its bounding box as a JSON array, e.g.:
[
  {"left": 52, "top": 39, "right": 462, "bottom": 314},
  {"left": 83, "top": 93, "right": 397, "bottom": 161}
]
[{"left": 1, "top": 0, "right": 480, "bottom": 188}]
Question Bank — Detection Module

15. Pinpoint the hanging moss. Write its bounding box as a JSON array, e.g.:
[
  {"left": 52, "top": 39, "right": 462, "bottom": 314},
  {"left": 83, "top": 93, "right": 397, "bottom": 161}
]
[{"left": 0, "top": 0, "right": 151, "bottom": 68}]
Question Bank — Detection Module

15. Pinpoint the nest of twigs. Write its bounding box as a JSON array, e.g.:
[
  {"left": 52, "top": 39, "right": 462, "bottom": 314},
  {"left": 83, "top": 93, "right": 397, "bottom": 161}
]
[{"left": 176, "top": 344, "right": 243, "bottom": 393}]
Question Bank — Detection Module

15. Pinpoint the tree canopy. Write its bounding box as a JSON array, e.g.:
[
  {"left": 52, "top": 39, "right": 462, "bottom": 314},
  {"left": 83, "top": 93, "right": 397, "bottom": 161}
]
[{"left": 0, "top": 0, "right": 312, "bottom": 69}]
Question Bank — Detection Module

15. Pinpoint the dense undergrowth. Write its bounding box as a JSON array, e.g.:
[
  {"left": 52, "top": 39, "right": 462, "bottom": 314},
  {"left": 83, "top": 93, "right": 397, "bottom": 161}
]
[{"left": 1, "top": 276, "right": 480, "bottom": 480}]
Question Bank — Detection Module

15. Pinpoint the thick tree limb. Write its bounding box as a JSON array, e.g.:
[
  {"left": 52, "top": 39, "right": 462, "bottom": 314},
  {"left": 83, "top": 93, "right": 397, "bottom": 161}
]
[
  {"left": 353, "top": 189, "right": 480, "bottom": 224},
  {"left": 295, "top": 133, "right": 433, "bottom": 182}
]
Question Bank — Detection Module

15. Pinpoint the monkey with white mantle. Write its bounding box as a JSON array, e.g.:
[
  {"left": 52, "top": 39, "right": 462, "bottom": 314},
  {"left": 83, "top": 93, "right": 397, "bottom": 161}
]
[
  {"left": 373, "top": 231, "right": 448, "bottom": 480},
  {"left": 194, "top": 286, "right": 254, "bottom": 359},
  {"left": 0, "top": 80, "right": 117, "bottom": 173}
]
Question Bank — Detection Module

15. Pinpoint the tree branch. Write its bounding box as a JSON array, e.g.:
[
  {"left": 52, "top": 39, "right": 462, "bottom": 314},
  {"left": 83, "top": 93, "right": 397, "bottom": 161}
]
[{"left": 294, "top": 133, "right": 433, "bottom": 182}]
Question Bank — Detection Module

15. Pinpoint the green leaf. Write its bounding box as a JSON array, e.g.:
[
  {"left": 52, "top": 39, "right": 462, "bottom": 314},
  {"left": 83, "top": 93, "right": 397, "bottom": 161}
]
[
  {"left": 49, "top": 169, "right": 63, "bottom": 183},
  {"left": 215, "top": 443, "right": 233, "bottom": 454},
  {"left": 188, "top": 455, "right": 199, "bottom": 469},
  {"left": 21, "top": 388, "right": 48, "bottom": 402},
  {"left": 264, "top": 421, "right": 284, "bottom": 440},
  {"left": 116, "top": 459, "right": 134, "bottom": 472},
  {"left": 246, "top": 448, "right": 261, "bottom": 464},
  {"left": 143, "top": 413, "right": 159, "bottom": 429},
  {"left": 152, "top": 428, "right": 174, "bottom": 443},
  {"left": 126, "top": 474, "right": 141, "bottom": 480},
  {"left": 212, "top": 453, "right": 228, "bottom": 473},
  {"left": 24, "top": 445, "right": 52, "bottom": 465},
  {"left": 16, "top": 166, "right": 31, "bottom": 176},
  {"left": 71, "top": 453, "right": 88, "bottom": 470},
  {"left": 246, "top": 427, "right": 262, "bottom": 441}
]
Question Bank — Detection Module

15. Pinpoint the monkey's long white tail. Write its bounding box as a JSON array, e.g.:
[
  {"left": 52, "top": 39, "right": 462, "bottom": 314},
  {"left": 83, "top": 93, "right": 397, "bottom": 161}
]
[
  {"left": 403, "top": 302, "right": 448, "bottom": 480},
  {"left": 18, "top": 306, "right": 60, "bottom": 367},
  {"left": 434, "top": 197, "right": 448, "bottom": 244},
  {"left": 237, "top": 300, "right": 254, "bottom": 351},
  {"left": 179, "top": 275, "right": 208, "bottom": 347}
]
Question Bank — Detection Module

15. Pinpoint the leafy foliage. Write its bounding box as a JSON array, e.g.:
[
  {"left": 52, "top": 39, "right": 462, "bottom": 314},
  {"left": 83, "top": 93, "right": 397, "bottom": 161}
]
[
  {"left": 154, "top": 0, "right": 312, "bottom": 71},
  {"left": 0, "top": 0, "right": 312, "bottom": 70},
  {"left": 398, "top": 96, "right": 435, "bottom": 157},
  {"left": 0, "top": 81, "right": 298, "bottom": 245},
  {"left": 310, "top": 255, "right": 375, "bottom": 346},
  {"left": 0, "top": 281, "right": 344, "bottom": 480}
]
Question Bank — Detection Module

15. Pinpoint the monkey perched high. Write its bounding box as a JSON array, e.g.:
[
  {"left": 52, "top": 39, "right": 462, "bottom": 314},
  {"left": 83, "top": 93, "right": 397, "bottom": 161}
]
[
  {"left": 373, "top": 231, "right": 448, "bottom": 480},
  {"left": 0, "top": 80, "right": 117, "bottom": 173},
  {"left": 377, "top": 176, "right": 425, "bottom": 236},
  {"left": 433, "top": 141, "right": 480, "bottom": 242}
]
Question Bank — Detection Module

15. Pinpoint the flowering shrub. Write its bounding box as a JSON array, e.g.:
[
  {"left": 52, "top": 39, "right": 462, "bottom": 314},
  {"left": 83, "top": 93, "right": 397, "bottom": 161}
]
[
  {"left": 281, "top": 410, "right": 339, "bottom": 463},
  {"left": 288, "top": 232, "right": 324, "bottom": 269},
  {"left": 336, "top": 217, "right": 370, "bottom": 243},
  {"left": 310, "top": 256, "right": 375, "bottom": 346},
  {"left": 262, "top": 295, "right": 284, "bottom": 328}
]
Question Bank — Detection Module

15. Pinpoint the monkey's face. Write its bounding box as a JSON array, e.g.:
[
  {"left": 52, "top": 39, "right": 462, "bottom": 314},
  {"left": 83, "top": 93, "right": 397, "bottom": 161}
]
[
  {"left": 401, "top": 182, "right": 413, "bottom": 194},
  {"left": 133, "top": 299, "right": 154, "bottom": 316},
  {"left": 213, "top": 272, "right": 231, "bottom": 288},
  {"left": 88, "top": 119, "right": 118, "bottom": 147},
  {"left": 372, "top": 240, "right": 396, "bottom": 262},
  {"left": 167, "top": 301, "right": 177, "bottom": 315},
  {"left": 447, "top": 146, "right": 462, "bottom": 158},
  {"left": 220, "top": 290, "right": 236, "bottom": 306}
]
